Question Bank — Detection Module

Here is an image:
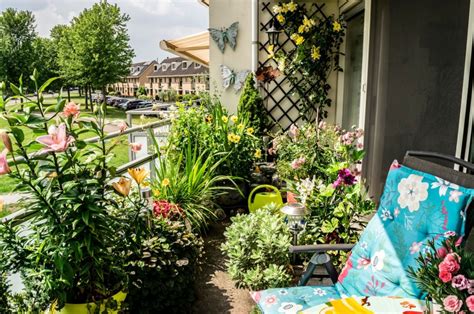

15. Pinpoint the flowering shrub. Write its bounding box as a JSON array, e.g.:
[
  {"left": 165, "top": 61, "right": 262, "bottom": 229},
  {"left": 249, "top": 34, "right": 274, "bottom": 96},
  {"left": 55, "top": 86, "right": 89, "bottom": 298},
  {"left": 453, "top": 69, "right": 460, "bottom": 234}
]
[
  {"left": 168, "top": 99, "right": 262, "bottom": 179},
  {"left": 409, "top": 236, "right": 474, "bottom": 313},
  {"left": 270, "top": 1, "right": 345, "bottom": 120},
  {"left": 274, "top": 123, "right": 374, "bottom": 267}
]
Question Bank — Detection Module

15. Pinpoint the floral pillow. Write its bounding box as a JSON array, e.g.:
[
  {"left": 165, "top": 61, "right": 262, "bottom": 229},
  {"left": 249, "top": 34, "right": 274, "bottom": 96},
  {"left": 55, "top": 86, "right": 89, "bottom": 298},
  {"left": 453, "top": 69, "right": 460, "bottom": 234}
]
[{"left": 335, "top": 160, "right": 474, "bottom": 299}]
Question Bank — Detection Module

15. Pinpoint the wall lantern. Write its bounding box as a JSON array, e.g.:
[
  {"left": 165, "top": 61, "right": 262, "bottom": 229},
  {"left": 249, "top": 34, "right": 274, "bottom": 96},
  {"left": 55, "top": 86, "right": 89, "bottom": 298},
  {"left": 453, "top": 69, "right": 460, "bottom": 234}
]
[{"left": 266, "top": 20, "right": 282, "bottom": 46}]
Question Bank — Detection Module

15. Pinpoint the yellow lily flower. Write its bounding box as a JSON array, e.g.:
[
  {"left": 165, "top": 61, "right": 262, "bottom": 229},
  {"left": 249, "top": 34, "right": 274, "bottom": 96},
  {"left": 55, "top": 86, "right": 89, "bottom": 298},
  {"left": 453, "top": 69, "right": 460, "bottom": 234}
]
[
  {"left": 276, "top": 14, "right": 285, "bottom": 24},
  {"left": 221, "top": 116, "right": 228, "bottom": 123},
  {"left": 128, "top": 167, "right": 149, "bottom": 185},
  {"left": 333, "top": 21, "right": 342, "bottom": 32},
  {"left": 246, "top": 127, "right": 255, "bottom": 135},
  {"left": 230, "top": 115, "right": 238, "bottom": 123},
  {"left": 311, "top": 46, "right": 321, "bottom": 60},
  {"left": 162, "top": 178, "right": 170, "bottom": 187},
  {"left": 254, "top": 149, "right": 262, "bottom": 159}
]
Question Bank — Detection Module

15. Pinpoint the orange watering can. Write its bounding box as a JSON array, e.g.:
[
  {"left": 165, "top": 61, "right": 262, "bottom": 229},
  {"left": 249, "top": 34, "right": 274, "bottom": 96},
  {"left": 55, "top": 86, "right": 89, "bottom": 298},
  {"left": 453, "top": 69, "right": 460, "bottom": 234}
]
[{"left": 248, "top": 185, "right": 283, "bottom": 213}]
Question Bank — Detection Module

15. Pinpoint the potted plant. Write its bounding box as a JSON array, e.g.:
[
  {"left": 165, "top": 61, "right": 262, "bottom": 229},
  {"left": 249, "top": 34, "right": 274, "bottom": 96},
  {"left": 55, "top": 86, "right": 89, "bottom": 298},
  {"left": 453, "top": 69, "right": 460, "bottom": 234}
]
[
  {"left": 0, "top": 73, "right": 130, "bottom": 312},
  {"left": 409, "top": 236, "right": 474, "bottom": 313}
]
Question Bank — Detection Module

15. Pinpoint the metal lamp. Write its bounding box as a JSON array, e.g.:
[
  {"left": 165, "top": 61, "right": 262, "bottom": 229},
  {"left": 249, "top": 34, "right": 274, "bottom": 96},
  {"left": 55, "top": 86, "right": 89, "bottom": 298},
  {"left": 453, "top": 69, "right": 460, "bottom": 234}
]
[
  {"left": 280, "top": 203, "right": 309, "bottom": 246},
  {"left": 266, "top": 20, "right": 282, "bottom": 46}
]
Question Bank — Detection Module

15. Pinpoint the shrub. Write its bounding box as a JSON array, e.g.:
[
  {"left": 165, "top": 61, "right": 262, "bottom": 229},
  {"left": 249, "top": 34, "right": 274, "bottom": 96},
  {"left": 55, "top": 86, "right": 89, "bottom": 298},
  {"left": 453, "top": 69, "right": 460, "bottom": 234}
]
[
  {"left": 0, "top": 273, "right": 10, "bottom": 312},
  {"left": 238, "top": 74, "right": 271, "bottom": 134},
  {"left": 137, "top": 94, "right": 151, "bottom": 100},
  {"left": 126, "top": 218, "right": 204, "bottom": 314},
  {"left": 222, "top": 207, "right": 292, "bottom": 290},
  {"left": 136, "top": 86, "right": 146, "bottom": 96}
]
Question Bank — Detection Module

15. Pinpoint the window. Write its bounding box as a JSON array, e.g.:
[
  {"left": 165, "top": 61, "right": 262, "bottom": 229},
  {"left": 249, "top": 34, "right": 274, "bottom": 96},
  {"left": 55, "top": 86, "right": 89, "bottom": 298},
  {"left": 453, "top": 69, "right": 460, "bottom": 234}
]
[
  {"left": 171, "top": 62, "right": 178, "bottom": 71},
  {"left": 162, "top": 64, "right": 168, "bottom": 71},
  {"left": 194, "top": 63, "right": 201, "bottom": 69},
  {"left": 154, "top": 64, "right": 158, "bottom": 71}
]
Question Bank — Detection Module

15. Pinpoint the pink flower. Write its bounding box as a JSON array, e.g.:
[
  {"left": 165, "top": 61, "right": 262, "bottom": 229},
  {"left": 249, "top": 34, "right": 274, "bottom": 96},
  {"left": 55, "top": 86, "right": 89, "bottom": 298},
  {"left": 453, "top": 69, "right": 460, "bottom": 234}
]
[
  {"left": 439, "top": 271, "right": 453, "bottom": 283},
  {"left": 439, "top": 253, "right": 461, "bottom": 274},
  {"left": 455, "top": 236, "right": 463, "bottom": 247},
  {"left": 63, "top": 102, "right": 80, "bottom": 118},
  {"left": 390, "top": 160, "right": 401, "bottom": 170},
  {"left": 36, "top": 124, "right": 74, "bottom": 153},
  {"left": 452, "top": 274, "right": 470, "bottom": 290},
  {"left": 117, "top": 121, "right": 128, "bottom": 133},
  {"left": 288, "top": 124, "right": 299, "bottom": 140},
  {"left": 290, "top": 157, "right": 305, "bottom": 169},
  {"left": 466, "top": 296, "right": 474, "bottom": 312},
  {"left": 437, "top": 247, "right": 448, "bottom": 259},
  {"left": 265, "top": 295, "right": 278, "bottom": 305},
  {"left": 0, "top": 149, "right": 11, "bottom": 175},
  {"left": 129, "top": 143, "right": 142, "bottom": 153},
  {"left": 443, "top": 295, "right": 463, "bottom": 312},
  {"left": 468, "top": 280, "right": 474, "bottom": 294}
]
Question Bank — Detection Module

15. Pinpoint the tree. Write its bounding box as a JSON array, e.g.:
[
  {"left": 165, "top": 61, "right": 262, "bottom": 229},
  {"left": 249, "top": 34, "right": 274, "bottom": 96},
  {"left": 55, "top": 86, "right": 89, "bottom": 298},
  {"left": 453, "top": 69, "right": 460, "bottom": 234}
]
[
  {"left": 237, "top": 74, "right": 271, "bottom": 134},
  {"left": 68, "top": 1, "right": 134, "bottom": 110},
  {"left": 32, "top": 37, "right": 61, "bottom": 91},
  {"left": 0, "top": 8, "right": 37, "bottom": 91}
]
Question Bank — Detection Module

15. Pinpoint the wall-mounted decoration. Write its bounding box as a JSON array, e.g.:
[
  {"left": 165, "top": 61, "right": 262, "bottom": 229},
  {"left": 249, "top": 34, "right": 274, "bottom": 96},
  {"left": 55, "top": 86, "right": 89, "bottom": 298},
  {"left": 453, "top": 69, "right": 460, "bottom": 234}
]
[
  {"left": 256, "top": 65, "right": 281, "bottom": 83},
  {"left": 209, "top": 22, "right": 239, "bottom": 53},
  {"left": 220, "top": 65, "right": 250, "bottom": 92}
]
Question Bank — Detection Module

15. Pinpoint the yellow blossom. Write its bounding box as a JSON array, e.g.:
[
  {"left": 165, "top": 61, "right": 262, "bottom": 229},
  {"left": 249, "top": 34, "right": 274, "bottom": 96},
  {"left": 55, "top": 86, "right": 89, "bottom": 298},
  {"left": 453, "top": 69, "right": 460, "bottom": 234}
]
[
  {"left": 230, "top": 115, "right": 238, "bottom": 123},
  {"left": 290, "top": 33, "right": 305, "bottom": 45},
  {"left": 221, "top": 116, "right": 228, "bottom": 123},
  {"left": 237, "top": 123, "right": 245, "bottom": 130},
  {"left": 285, "top": 1, "right": 297, "bottom": 12},
  {"left": 311, "top": 46, "right": 321, "bottom": 60},
  {"left": 254, "top": 149, "right": 262, "bottom": 159},
  {"left": 153, "top": 189, "right": 161, "bottom": 197},
  {"left": 128, "top": 167, "right": 149, "bottom": 185},
  {"left": 276, "top": 14, "right": 285, "bottom": 24},
  {"left": 333, "top": 21, "right": 342, "bottom": 32},
  {"left": 227, "top": 133, "right": 241, "bottom": 144},
  {"left": 162, "top": 178, "right": 170, "bottom": 187},
  {"left": 272, "top": 4, "right": 282, "bottom": 14},
  {"left": 267, "top": 44, "right": 275, "bottom": 59},
  {"left": 112, "top": 177, "right": 131, "bottom": 197},
  {"left": 246, "top": 127, "right": 255, "bottom": 135},
  {"left": 298, "top": 25, "right": 305, "bottom": 34},
  {"left": 303, "top": 16, "right": 315, "bottom": 28}
]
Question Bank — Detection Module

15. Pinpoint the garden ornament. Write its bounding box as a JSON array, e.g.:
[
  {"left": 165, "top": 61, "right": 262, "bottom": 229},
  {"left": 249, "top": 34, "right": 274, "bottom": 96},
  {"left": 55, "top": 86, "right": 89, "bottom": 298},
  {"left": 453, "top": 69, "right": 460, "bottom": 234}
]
[{"left": 208, "top": 21, "right": 239, "bottom": 53}]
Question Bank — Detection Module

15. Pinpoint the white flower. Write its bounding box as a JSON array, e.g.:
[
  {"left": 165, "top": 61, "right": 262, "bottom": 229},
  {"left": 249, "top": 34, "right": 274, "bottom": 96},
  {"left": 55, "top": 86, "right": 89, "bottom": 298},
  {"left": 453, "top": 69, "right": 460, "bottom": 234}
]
[
  {"left": 380, "top": 208, "right": 393, "bottom": 221},
  {"left": 449, "top": 190, "right": 462, "bottom": 203},
  {"left": 313, "top": 288, "right": 326, "bottom": 296},
  {"left": 431, "top": 177, "right": 459, "bottom": 196},
  {"left": 409, "top": 241, "right": 423, "bottom": 254},
  {"left": 371, "top": 250, "right": 385, "bottom": 271},
  {"left": 296, "top": 176, "right": 316, "bottom": 205},
  {"left": 278, "top": 302, "right": 303, "bottom": 314},
  {"left": 444, "top": 231, "right": 457, "bottom": 238},
  {"left": 397, "top": 174, "right": 429, "bottom": 212}
]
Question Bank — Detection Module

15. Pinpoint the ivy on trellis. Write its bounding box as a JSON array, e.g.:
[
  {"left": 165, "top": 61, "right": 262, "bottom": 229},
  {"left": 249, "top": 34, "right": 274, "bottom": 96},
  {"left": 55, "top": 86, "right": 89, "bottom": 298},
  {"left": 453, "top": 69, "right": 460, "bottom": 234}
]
[{"left": 259, "top": 1, "right": 344, "bottom": 130}]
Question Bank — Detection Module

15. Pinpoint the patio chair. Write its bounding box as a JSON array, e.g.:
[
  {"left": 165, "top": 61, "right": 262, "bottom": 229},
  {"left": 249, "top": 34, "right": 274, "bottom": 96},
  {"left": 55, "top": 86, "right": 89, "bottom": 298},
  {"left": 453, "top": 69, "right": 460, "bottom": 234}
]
[{"left": 251, "top": 151, "right": 474, "bottom": 313}]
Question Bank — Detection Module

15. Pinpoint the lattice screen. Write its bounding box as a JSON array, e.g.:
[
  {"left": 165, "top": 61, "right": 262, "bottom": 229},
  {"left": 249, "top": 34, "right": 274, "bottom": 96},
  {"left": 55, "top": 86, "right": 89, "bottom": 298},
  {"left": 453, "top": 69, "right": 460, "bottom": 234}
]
[{"left": 258, "top": 1, "right": 332, "bottom": 131}]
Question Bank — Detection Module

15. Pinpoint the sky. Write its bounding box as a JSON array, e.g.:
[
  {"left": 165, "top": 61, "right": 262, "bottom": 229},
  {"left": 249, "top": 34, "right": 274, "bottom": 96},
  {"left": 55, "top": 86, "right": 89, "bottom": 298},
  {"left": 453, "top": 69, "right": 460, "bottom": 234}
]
[{"left": 0, "top": 0, "right": 209, "bottom": 62}]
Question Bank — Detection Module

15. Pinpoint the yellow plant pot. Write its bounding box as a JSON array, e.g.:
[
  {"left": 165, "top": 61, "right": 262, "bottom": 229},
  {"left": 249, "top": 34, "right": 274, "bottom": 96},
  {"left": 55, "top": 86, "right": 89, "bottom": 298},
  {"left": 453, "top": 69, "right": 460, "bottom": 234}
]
[
  {"left": 248, "top": 184, "right": 283, "bottom": 213},
  {"left": 47, "top": 291, "right": 127, "bottom": 314}
]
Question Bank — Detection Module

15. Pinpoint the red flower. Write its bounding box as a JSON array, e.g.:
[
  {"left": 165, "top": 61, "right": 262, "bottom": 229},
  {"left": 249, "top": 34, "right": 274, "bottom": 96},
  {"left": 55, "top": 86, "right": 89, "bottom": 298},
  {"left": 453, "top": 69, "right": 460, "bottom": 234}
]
[
  {"left": 152, "top": 200, "right": 184, "bottom": 220},
  {"left": 439, "top": 271, "right": 453, "bottom": 283}
]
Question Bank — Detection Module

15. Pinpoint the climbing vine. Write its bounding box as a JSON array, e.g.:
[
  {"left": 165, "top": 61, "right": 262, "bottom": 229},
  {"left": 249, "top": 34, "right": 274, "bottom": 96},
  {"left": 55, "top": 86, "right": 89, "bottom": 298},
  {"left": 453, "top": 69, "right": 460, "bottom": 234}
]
[{"left": 269, "top": 1, "right": 346, "bottom": 122}]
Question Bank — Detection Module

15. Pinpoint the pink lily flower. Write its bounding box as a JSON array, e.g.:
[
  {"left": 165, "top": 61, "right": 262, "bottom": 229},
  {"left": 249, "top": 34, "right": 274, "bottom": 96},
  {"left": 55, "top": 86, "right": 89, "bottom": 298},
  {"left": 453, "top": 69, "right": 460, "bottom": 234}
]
[
  {"left": 36, "top": 123, "right": 74, "bottom": 153},
  {"left": 129, "top": 143, "right": 142, "bottom": 153},
  {"left": 0, "top": 149, "right": 11, "bottom": 175},
  {"left": 63, "top": 102, "right": 80, "bottom": 118}
]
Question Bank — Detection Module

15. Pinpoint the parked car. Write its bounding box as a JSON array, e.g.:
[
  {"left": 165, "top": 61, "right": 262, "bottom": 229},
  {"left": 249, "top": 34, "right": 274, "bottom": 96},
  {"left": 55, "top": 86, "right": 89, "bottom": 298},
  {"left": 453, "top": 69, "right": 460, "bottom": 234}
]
[
  {"left": 119, "top": 99, "right": 142, "bottom": 110},
  {"left": 136, "top": 101, "right": 152, "bottom": 109},
  {"left": 112, "top": 98, "right": 128, "bottom": 107}
]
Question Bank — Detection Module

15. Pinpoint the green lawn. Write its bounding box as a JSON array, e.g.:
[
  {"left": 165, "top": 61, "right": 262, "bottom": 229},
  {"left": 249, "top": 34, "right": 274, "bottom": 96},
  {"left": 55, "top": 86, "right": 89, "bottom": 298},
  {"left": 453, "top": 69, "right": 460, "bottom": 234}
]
[{"left": 0, "top": 91, "right": 161, "bottom": 193}]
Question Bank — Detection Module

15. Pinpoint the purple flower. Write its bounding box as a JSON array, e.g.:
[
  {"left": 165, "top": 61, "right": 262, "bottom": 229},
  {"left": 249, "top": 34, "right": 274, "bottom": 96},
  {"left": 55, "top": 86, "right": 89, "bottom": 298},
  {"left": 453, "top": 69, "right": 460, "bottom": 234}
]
[
  {"left": 452, "top": 274, "right": 470, "bottom": 290},
  {"left": 333, "top": 168, "right": 356, "bottom": 188}
]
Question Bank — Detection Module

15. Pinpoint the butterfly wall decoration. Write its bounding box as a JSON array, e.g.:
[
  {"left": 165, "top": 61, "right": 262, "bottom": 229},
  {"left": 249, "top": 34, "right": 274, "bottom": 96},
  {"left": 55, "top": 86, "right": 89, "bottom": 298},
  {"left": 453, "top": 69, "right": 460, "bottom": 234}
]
[
  {"left": 220, "top": 65, "right": 250, "bottom": 92},
  {"left": 209, "top": 22, "right": 239, "bottom": 53}
]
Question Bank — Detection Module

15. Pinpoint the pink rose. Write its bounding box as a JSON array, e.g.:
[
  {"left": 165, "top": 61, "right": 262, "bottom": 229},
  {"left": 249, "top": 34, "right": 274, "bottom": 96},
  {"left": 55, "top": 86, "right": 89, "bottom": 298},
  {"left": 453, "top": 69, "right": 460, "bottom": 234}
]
[
  {"left": 63, "top": 102, "right": 80, "bottom": 118},
  {"left": 439, "top": 253, "right": 461, "bottom": 274},
  {"left": 443, "top": 295, "right": 463, "bottom": 312},
  {"left": 466, "top": 295, "right": 474, "bottom": 312},
  {"left": 452, "top": 274, "right": 470, "bottom": 290},
  {"left": 439, "top": 271, "right": 453, "bottom": 283},
  {"left": 468, "top": 280, "right": 474, "bottom": 294},
  {"left": 129, "top": 143, "right": 142, "bottom": 153},
  {"left": 437, "top": 247, "right": 448, "bottom": 259}
]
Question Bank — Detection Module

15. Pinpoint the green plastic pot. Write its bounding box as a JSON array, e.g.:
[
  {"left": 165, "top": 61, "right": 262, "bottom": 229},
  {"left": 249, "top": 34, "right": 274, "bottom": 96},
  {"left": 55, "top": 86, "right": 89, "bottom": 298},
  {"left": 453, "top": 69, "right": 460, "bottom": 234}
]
[
  {"left": 47, "top": 291, "right": 127, "bottom": 314},
  {"left": 248, "top": 184, "right": 283, "bottom": 213}
]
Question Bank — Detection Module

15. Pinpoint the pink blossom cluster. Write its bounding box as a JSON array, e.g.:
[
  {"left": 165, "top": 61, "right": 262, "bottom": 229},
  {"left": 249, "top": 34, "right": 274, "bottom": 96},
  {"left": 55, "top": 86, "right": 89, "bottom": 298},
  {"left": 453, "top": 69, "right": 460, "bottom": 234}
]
[
  {"left": 437, "top": 245, "right": 474, "bottom": 312},
  {"left": 332, "top": 168, "right": 356, "bottom": 188},
  {"left": 340, "top": 128, "right": 364, "bottom": 146},
  {"left": 290, "top": 157, "right": 306, "bottom": 169},
  {"left": 152, "top": 200, "right": 184, "bottom": 220}
]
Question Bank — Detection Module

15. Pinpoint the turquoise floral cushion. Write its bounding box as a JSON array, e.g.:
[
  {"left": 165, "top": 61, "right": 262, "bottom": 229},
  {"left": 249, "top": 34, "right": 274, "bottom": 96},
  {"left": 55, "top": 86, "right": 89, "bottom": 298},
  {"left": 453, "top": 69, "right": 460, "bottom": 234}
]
[{"left": 252, "top": 161, "right": 474, "bottom": 313}]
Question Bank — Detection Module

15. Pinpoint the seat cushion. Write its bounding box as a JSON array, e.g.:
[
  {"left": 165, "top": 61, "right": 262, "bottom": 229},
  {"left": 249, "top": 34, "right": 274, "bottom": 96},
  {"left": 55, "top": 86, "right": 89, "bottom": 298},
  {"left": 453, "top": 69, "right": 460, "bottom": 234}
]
[
  {"left": 251, "top": 285, "right": 344, "bottom": 313},
  {"left": 336, "top": 160, "right": 474, "bottom": 299}
]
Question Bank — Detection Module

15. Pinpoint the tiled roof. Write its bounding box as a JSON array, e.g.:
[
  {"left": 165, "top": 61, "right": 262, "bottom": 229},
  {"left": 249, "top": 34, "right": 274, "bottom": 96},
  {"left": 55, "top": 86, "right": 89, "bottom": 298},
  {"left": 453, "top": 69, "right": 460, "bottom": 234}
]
[
  {"left": 127, "top": 60, "right": 157, "bottom": 77},
  {"left": 149, "top": 57, "right": 209, "bottom": 77}
]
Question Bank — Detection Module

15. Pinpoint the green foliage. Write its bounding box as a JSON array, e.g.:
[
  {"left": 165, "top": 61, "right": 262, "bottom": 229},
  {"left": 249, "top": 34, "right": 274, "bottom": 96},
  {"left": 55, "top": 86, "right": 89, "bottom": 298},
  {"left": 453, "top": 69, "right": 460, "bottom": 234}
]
[
  {"left": 32, "top": 37, "right": 61, "bottom": 91},
  {"left": 222, "top": 208, "right": 292, "bottom": 290},
  {"left": 126, "top": 218, "right": 204, "bottom": 313},
  {"left": 408, "top": 237, "right": 474, "bottom": 313},
  {"left": 0, "top": 73, "right": 131, "bottom": 311},
  {"left": 150, "top": 139, "right": 230, "bottom": 231},
  {"left": 237, "top": 74, "right": 270, "bottom": 134},
  {"left": 272, "top": 2, "right": 345, "bottom": 121},
  {"left": 0, "top": 273, "right": 10, "bottom": 312},
  {"left": 168, "top": 99, "right": 262, "bottom": 179},
  {"left": 137, "top": 86, "right": 146, "bottom": 96},
  {"left": 137, "top": 94, "right": 151, "bottom": 100},
  {"left": 0, "top": 8, "right": 37, "bottom": 90}
]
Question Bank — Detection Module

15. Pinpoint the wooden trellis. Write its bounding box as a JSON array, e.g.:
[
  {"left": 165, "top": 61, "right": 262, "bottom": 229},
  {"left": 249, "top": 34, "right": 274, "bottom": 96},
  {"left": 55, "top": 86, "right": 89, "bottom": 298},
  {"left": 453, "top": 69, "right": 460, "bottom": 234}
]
[{"left": 259, "top": 1, "right": 330, "bottom": 130}]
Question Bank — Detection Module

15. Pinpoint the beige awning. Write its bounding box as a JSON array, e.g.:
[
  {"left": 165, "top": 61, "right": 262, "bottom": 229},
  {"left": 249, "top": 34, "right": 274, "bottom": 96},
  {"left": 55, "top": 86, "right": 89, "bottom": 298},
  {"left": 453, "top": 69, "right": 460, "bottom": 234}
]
[
  {"left": 198, "top": 0, "right": 209, "bottom": 7},
  {"left": 159, "top": 32, "right": 209, "bottom": 66}
]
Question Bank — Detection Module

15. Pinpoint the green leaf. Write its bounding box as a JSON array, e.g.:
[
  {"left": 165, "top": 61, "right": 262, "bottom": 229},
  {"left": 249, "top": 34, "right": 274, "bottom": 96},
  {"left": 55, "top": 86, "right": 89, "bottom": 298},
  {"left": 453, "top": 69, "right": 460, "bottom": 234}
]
[
  {"left": 10, "top": 127, "right": 25, "bottom": 143},
  {"left": 39, "top": 77, "right": 59, "bottom": 94}
]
